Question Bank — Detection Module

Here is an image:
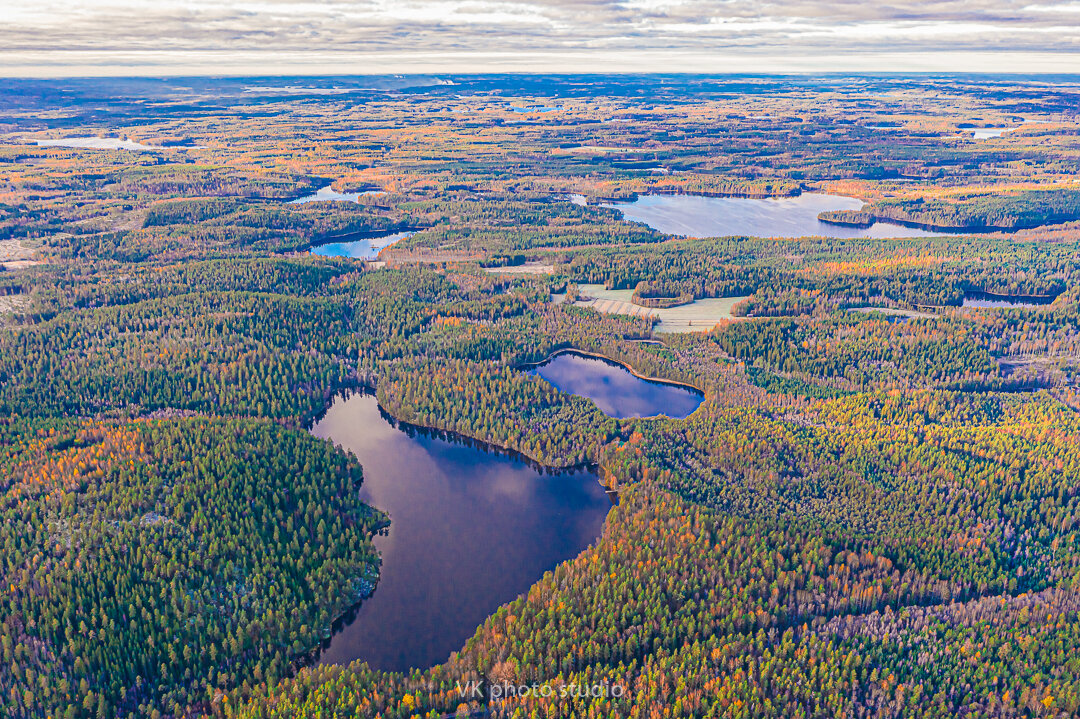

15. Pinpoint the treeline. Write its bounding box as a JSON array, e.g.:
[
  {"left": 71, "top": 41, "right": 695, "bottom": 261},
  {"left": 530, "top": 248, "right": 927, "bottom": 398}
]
[
  {"left": 0, "top": 291, "right": 357, "bottom": 424},
  {"left": 712, "top": 314, "right": 1005, "bottom": 391},
  {"left": 390, "top": 197, "right": 660, "bottom": 254},
  {"left": 377, "top": 356, "right": 618, "bottom": 468},
  {"left": 225, "top": 478, "right": 1080, "bottom": 719},
  {"left": 557, "top": 234, "right": 1071, "bottom": 315},
  {"left": 0, "top": 417, "right": 383, "bottom": 718},
  {"left": 6, "top": 252, "right": 1080, "bottom": 719},
  {"left": 142, "top": 198, "right": 409, "bottom": 254}
]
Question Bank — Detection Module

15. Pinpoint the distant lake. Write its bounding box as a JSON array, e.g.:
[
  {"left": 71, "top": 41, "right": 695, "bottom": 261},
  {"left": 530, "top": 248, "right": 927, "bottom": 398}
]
[
  {"left": 289, "top": 186, "right": 386, "bottom": 204},
  {"left": 309, "top": 231, "right": 414, "bottom": 260},
  {"left": 602, "top": 193, "right": 950, "bottom": 239},
  {"left": 527, "top": 350, "right": 704, "bottom": 419},
  {"left": 36, "top": 137, "right": 156, "bottom": 151},
  {"left": 971, "top": 128, "right": 1017, "bottom": 140},
  {"left": 508, "top": 105, "right": 562, "bottom": 113},
  {"left": 963, "top": 291, "right": 1057, "bottom": 309},
  {"left": 311, "top": 393, "right": 610, "bottom": 672}
]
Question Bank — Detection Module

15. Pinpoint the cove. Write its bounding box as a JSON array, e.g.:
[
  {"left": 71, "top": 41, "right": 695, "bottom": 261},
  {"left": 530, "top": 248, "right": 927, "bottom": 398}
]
[
  {"left": 526, "top": 350, "right": 704, "bottom": 419},
  {"left": 602, "top": 192, "right": 950, "bottom": 239},
  {"left": 963, "top": 291, "right": 1058, "bottom": 309},
  {"left": 310, "top": 392, "right": 610, "bottom": 672}
]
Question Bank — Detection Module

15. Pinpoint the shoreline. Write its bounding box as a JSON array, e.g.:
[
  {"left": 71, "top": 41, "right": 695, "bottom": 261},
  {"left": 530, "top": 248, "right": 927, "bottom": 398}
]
[
  {"left": 310, "top": 383, "right": 609, "bottom": 479},
  {"left": 301, "top": 385, "right": 618, "bottom": 673},
  {"left": 519, "top": 346, "right": 707, "bottom": 396},
  {"left": 306, "top": 226, "right": 421, "bottom": 250}
]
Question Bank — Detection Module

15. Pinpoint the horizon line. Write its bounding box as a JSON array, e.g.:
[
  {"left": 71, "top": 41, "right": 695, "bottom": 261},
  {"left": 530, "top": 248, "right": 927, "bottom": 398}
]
[{"left": 4, "top": 50, "right": 1080, "bottom": 79}]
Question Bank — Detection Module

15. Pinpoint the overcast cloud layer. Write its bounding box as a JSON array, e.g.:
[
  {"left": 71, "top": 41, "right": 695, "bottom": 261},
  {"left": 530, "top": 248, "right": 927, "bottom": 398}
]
[{"left": 3, "top": 0, "right": 1080, "bottom": 75}]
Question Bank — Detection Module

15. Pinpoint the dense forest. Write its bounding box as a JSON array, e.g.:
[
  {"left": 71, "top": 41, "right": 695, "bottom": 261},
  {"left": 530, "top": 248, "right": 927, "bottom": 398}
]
[{"left": 2, "top": 75, "right": 1080, "bottom": 718}]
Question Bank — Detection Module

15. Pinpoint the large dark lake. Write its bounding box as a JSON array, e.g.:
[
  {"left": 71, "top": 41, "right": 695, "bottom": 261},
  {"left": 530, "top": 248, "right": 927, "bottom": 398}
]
[
  {"left": 310, "top": 392, "right": 611, "bottom": 672},
  {"left": 602, "top": 192, "right": 950, "bottom": 239},
  {"left": 527, "top": 350, "right": 704, "bottom": 419}
]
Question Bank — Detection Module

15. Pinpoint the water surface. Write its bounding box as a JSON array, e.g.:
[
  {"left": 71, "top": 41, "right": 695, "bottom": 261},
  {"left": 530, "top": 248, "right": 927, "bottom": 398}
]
[
  {"left": 971, "top": 128, "right": 1017, "bottom": 139},
  {"left": 311, "top": 393, "right": 610, "bottom": 671},
  {"left": 528, "top": 350, "right": 704, "bottom": 419},
  {"left": 36, "top": 137, "right": 156, "bottom": 151},
  {"left": 603, "top": 193, "right": 949, "bottom": 239},
  {"left": 310, "top": 231, "right": 414, "bottom": 260},
  {"left": 963, "top": 291, "right": 1056, "bottom": 309}
]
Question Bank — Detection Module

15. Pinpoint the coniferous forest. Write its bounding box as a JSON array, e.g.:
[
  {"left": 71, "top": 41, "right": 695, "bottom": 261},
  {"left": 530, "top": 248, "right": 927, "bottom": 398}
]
[{"left": 2, "top": 74, "right": 1080, "bottom": 718}]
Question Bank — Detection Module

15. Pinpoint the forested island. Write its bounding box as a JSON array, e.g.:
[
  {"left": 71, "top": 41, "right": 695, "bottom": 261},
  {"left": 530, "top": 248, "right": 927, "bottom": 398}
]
[{"left": 2, "top": 74, "right": 1080, "bottom": 718}]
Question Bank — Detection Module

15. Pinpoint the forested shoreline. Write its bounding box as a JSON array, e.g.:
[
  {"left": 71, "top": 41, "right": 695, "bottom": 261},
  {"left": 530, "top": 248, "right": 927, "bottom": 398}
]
[{"left": 2, "top": 75, "right": 1080, "bottom": 718}]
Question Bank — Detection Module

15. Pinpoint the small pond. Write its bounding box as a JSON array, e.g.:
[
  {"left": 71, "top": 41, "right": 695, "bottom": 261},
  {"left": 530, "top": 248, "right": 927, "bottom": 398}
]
[
  {"left": 526, "top": 350, "right": 704, "bottom": 419},
  {"left": 309, "top": 231, "right": 414, "bottom": 260}
]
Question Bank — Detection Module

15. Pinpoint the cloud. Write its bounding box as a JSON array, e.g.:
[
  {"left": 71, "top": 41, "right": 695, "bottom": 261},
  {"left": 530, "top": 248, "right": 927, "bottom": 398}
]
[{"left": 1, "top": 0, "right": 1079, "bottom": 74}]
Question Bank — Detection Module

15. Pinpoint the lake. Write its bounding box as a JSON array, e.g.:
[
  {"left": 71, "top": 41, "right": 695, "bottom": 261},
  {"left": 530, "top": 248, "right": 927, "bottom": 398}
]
[
  {"left": 971, "top": 128, "right": 1017, "bottom": 140},
  {"left": 36, "top": 137, "right": 157, "bottom": 151},
  {"left": 289, "top": 186, "right": 386, "bottom": 204},
  {"left": 527, "top": 350, "right": 704, "bottom": 419},
  {"left": 508, "top": 106, "right": 561, "bottom": 113},
  {"left": 309, "top": 231, "right": 414, "bottom": 260},
  {"left": 310, "top": 392, "right": 611, "bottom": 672},
  {"left": 602, "top": 192, "right": 950, "bottom": 239},
  {"left": 963, "top": 291, "right": 1057, "bottom": 309}
]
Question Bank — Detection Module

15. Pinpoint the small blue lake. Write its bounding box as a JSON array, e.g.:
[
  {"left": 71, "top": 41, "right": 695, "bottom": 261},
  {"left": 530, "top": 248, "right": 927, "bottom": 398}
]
[
  {"left": 309, "top": 231, "right": 414, "bottom": 260},
  {"left": 527, "top": 350, "right": 704, "bottom": 419}
]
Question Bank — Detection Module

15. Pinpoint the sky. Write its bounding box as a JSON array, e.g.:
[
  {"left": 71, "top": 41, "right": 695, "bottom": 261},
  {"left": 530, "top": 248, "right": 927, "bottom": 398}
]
[{"left": 2, "top": 0, "right": 1080, "bottom": 76}]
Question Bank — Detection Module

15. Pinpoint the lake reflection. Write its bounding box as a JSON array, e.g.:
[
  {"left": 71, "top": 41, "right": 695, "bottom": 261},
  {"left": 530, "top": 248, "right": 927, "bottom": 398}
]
[
  {"left": 289, "top": 186, "right": 385, "bottom": 204},
  {"left": 603, "top": 193, "right": 950, "bottom": 239},
  {"left": 963, "top": 291, "right": 1056, "bottom": 309},
  {"left": 971, "top": 128, "right": 1017, "bottom": 140},
  {"left": 310, "top": 393, "right": 610, "bottom": 672},
  {"left": 309, "top": 231, "right": 414, "bottom": 260},
  {"left": 528, "top": 351, "right": 704, "bottom": 419},
  {"left": 36, "top": 137, "right": 157, "bottom": 151}
]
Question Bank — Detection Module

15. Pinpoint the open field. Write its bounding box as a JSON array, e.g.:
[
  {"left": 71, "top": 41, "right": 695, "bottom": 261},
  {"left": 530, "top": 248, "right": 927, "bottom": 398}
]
[{"left": 575, "top": 284, "right": 749, "bottom": 332}]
